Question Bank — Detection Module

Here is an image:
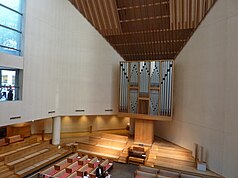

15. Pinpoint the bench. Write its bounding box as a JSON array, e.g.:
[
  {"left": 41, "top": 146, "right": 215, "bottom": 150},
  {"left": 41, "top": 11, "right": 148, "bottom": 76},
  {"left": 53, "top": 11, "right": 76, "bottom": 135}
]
[
  {"left": 77, "top": 164, "right": 90, "bottom": 177},
  {"left": 77, "top": 157, "right": 99, "bottom": 176},
  {"left": 89, "top": 159, "right": 113, "bottom": 178},
  {"left": 66, "top": 155, "right": 90, "bottom": 174},
  {"left": 6, "top": 135, "right": 24, "bottom": 144},
  {"left": 78, "top": 155, "right": 91, "bottom": 165},
  {"left": 54, "top": 159, "right": 71, "bottom": 170},
  {"left": 67, "top": 172, "right": 78, "bottom": 178},
  {"left": 53, "top": 168, "right": 68, "bottom": 178},
  {"left": 101, "top": 159, "right": 113, "bottom": 171},
  {"left": 40, "top": 166, "right": 58, "bottom": 177},
  {"left": 67, "top": 153, "right": 80, "bottom": 163}
]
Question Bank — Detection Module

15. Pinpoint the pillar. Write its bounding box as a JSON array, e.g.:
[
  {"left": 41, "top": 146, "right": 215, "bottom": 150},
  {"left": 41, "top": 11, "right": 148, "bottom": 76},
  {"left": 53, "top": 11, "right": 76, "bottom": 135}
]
[{"left": 52, "top": 116, "right": 61, "bottom": 145}]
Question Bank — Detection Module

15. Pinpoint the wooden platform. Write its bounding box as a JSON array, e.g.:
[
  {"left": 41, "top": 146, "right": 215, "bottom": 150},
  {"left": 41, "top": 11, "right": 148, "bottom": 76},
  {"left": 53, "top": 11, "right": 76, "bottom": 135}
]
[{"left": 34, "top": 130, "right": 222, "bottom": 178}]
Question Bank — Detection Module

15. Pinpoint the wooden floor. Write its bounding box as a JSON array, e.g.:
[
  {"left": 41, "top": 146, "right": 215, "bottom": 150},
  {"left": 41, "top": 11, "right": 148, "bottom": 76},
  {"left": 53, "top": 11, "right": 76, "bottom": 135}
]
[{"left": 36, "top": 130, "right": 222, "bottom": 178}]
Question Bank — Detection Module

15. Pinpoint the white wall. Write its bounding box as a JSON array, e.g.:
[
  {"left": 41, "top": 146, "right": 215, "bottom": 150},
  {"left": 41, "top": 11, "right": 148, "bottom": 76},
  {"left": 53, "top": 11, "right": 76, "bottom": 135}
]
[
  {"left": 155, "top": 1, "right": 238, "bottom": 177},
  {"left": 0, "top": 0, "right": 123, "bottom": 126}
]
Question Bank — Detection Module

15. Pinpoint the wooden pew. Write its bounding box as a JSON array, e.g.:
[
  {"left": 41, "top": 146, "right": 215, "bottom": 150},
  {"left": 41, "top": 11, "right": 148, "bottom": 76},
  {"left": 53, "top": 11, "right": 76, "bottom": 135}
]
[
  {"left": 66, "top": 155, "right": 90, "bottom": 174},
  {"left": 67, "top": 153, "right": 81, "bottom": 163},
  {"left": 40, "top": 166, "right": 58, "bottom": 178},
  {"left": 89, "top": 159, "right": 113, "bottom": 178},
  {"left": 77, "top": 157, "right": 99, "bottom": 176},
  {"left": 54, "top": 158, "right": 71, "bottom": 171}
]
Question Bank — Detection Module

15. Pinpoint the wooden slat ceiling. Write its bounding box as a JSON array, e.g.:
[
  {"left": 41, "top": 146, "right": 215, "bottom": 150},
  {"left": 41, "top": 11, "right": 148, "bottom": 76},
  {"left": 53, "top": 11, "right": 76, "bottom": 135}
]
[{"left": 69, "top": 0, "right": 217, "bottom": 61}]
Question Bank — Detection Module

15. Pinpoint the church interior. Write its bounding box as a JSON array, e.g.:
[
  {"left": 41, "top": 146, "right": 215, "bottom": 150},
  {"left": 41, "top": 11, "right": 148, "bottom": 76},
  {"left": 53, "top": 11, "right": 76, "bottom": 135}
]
[{"left": 0, "top": 0, "right": 237, "bottom": 178}]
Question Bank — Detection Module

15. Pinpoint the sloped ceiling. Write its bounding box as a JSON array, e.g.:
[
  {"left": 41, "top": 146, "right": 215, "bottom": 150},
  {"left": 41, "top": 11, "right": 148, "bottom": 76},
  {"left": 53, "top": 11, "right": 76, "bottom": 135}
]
[{"left": 69, "top": 0, "right": 217, "bottom": 61}]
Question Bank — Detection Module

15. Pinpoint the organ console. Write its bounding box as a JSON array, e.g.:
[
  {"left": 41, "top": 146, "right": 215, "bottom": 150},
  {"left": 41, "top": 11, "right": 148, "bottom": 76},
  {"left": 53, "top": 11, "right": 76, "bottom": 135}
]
[{"left": 127, "top": 146, "right": 147, "bottom": 165}]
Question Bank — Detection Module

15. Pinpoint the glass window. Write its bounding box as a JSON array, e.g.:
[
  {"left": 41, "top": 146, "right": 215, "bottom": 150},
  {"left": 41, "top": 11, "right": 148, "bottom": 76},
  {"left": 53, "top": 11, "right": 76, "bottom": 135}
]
[
  {"left": 0, "top": 0, "right": 23, "bottom": 56},
  {"left": 0, "top": 68, "right": 22, "bottom": 101}
]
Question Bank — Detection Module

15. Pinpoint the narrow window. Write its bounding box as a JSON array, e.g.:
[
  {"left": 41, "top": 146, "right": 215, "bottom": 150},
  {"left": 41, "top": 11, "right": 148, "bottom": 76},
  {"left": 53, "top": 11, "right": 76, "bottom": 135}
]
[{"left": 0, "top": 0, "right": 23, "bottom": 56}]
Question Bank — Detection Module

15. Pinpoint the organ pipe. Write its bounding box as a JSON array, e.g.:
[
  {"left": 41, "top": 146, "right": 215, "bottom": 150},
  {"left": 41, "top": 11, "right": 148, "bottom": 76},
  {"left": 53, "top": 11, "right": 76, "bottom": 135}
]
[{"left": 119, "top": 60, "right": 174, "bottom": 117}]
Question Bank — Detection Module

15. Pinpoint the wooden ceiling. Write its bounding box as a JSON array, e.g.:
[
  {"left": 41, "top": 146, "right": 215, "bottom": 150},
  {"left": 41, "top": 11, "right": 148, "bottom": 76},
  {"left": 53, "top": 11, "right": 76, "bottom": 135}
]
[{"left": 69, "top": 0, "right": 217, "bottom": 61}]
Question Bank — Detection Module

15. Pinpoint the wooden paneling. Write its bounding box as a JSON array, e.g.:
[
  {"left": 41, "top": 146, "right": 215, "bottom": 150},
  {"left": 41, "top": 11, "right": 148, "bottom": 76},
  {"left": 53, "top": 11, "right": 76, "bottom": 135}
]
[
  {"left": 170, "top": 0, "right": 216, "bottom": 30},
  {"left": 70, "top": 0, "right": 217, "bottom": 61},
  {"left": 8, "top": 123, "right": 31, "bottom": 138},
  {"left": 134, "top": 119, "right": 154, "bottom": 144},
  {"left": 75, "top": 0, "right": 121, "bottom": 36}
]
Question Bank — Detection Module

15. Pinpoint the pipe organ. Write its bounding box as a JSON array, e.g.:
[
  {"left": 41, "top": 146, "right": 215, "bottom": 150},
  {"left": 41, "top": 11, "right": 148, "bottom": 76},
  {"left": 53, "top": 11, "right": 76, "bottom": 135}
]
[{"left": 119, "top": 60, "right": 174, "bottom": 119}]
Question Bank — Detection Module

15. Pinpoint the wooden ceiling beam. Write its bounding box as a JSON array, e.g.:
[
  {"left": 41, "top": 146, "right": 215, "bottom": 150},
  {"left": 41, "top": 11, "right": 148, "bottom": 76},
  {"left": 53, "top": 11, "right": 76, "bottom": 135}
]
[
  {"left": 112, "top": 40, "right": 187, "bottom": 46},
  {"left": 119, "top": 15, "right": 169, "bottom": 23},
  {"left": 116, "top": 0, "right": 169, "bottom": 9}
]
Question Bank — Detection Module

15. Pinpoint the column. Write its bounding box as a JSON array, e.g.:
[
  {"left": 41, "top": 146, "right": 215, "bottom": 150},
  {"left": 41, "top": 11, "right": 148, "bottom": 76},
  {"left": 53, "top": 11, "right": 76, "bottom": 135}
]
[{"left": 52, "top": 116, "right": 61, "bottom": 145}]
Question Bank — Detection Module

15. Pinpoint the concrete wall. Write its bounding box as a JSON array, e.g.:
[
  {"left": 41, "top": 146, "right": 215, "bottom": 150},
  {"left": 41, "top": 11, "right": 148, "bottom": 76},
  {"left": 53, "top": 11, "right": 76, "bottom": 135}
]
[
  {"left": 155, "top": 1, "right": 238, "bottom": 177},
  {"left": 0, "top": 0, "right": 123, "bottom": 126}
]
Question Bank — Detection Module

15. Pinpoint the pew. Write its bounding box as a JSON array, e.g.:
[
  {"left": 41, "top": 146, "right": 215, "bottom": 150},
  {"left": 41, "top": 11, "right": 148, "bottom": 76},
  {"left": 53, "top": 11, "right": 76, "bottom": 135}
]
[
  {"left": 54, "top": 159, "right": 71, "bottom": 171},
  {"left": 77, "top": 157, "right": 99, "bottom": 176},
  {"left": 67, "top": 153, "right": 81, "bottom": 163},
  {"left": 89, "top": 159, "right": 113, "bottom": 178},
  {"left": 66, "top": 155, "right": 90, "bottom": 174}
]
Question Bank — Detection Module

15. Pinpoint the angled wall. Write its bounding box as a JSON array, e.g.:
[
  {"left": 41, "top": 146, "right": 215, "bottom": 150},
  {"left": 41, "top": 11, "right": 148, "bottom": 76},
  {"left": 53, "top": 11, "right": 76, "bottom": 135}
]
[
  {"left": 155, "top": 1, "right": 238, "bottom": 177},
  {"left": 0, "top": 0, "right": 123, "bottom": 126}
]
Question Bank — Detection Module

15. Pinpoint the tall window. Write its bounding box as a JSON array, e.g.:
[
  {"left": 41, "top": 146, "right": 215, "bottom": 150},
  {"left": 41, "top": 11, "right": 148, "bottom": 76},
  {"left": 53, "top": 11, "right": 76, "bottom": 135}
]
[{"left": 0, "top": 0, "right": 23, "bottom": 56}]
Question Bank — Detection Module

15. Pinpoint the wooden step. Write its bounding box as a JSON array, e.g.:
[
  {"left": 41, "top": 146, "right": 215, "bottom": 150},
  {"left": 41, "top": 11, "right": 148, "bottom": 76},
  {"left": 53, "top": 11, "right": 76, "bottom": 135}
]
[
  {"left": 150, "top": 148, "right": 193, "bottom": 157},
  {"left": 0, "top": 167, "right": 10, "bottom": 174},
  {"left": 155, "top": 156, "right": 195, "bottom": 167},
  {"left": 6, "top": 174, "right": 18, "bottom": 178},
  {"left": 1, "top": 171, "right": 15, "bottom": 178},
  {"left": 0, "top": 161, "right": 4, "bottom": 166}
]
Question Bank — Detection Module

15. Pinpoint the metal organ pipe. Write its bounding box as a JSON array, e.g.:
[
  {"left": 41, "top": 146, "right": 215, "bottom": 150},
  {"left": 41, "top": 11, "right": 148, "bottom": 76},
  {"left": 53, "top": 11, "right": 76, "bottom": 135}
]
[{"left": 119, "top": 60, "right": 173, "bottom": 117}]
